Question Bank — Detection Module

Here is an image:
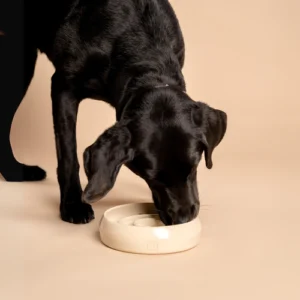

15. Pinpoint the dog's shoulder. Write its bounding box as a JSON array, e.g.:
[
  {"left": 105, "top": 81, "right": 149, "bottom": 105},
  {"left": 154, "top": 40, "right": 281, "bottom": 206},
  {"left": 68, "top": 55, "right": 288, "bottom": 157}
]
[{"left": 28, "top": 0, "right": 185, "bottom": 85}]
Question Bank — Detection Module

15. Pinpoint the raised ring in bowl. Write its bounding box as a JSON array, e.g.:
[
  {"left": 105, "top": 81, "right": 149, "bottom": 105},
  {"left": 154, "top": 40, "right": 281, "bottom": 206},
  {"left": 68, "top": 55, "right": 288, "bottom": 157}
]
[{"left": 99, "top": 203, "right": 202, "bottom": 254}]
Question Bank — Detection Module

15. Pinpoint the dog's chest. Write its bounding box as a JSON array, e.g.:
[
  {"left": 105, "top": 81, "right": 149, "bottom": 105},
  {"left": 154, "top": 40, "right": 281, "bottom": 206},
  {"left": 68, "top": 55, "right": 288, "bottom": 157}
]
[{"left": 76, "top": 51, "right": 111, "bottom": 100}]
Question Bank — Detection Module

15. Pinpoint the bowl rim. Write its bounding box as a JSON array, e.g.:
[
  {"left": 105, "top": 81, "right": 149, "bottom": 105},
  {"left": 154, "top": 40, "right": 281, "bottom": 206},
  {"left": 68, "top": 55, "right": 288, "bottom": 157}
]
[{"left": 101, "top": 202, "right": 201, "bottom": 229}]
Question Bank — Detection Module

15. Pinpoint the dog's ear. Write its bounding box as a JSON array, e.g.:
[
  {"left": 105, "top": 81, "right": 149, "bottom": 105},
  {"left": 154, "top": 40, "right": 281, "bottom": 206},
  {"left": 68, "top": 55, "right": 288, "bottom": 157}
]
[
  {"left": 192, "top": 103, "right": 227, "bottom": 169},
  {"left": 82, "top": 122, "right": 134, "bottom": 203}
]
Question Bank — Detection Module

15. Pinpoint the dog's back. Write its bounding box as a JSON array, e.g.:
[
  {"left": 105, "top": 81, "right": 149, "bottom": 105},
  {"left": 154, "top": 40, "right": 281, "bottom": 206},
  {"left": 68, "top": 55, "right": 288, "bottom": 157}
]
[
  {"left": 28, "top": 0, "right": 186, "bottom": 104},
  {"left": 23, "top": 0, "right": 184, "bottom": 63}
]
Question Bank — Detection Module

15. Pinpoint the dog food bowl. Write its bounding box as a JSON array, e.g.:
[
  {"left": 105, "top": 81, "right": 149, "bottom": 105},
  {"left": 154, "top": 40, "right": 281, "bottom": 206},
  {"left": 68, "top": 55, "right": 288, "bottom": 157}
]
[{"left": 99, "top": 203, "right": 202, "bottom": 254}]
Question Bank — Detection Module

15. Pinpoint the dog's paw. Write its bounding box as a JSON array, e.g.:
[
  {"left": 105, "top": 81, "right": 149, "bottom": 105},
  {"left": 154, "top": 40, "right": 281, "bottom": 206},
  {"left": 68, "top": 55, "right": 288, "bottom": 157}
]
[
  {"left": 60, "top": 202, "right": 95, "bottom": 224},
  {"left": 1, "top": 164, "right": 46, "bottom": 182},
  {"left": 22, "top": 165, "right": 47, "bottom": 181}
]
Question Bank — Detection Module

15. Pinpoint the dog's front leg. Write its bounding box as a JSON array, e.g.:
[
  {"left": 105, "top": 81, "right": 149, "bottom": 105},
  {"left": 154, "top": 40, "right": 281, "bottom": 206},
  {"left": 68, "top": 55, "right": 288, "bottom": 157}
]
[{"left": 51, "top": 73, "right": 94, "bottom": 224}]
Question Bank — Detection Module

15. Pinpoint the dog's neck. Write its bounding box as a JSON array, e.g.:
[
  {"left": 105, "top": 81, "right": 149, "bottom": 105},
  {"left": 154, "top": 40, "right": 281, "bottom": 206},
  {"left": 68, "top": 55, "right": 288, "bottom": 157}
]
[
  {"left": 111, "top": 59, "right": 186, "bottom": 121},
  {"left": 115, "top": 75, "right": 185, "bottom": 121},
  {"left": 154, "top": 84, "right": 169, "bottom": 88}
]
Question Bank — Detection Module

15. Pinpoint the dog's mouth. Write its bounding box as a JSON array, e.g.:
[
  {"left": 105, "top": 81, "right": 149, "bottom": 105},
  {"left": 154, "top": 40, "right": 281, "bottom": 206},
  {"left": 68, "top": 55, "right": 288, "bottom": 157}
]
[
  {"left": 157, "top": 210, "right": 172, "bottom": 226},
  {"left": 152, "top": 194, "right": 172, "bottom": 226}
]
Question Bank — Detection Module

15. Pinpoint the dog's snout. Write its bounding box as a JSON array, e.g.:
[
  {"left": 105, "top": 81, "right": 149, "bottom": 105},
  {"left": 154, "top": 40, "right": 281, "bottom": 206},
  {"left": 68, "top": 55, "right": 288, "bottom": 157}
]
[
  {"left": 172, "top": 213, "right": 190, "bottom": 225},
  {"left": 169, "top": 203, "right": 199, "bottom": 225},
  {"left": 152, "top": 184, "right": 200, "bottom": 225},
  {"left": 157, "top": 202, "right": 199, "bottom": 226}
]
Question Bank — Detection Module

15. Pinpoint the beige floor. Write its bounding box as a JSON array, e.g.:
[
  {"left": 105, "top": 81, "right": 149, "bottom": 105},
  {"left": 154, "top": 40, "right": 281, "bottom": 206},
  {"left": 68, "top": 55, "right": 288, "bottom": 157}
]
[{"left": 1, "top": 1, "right": 300, "bottom": 299}]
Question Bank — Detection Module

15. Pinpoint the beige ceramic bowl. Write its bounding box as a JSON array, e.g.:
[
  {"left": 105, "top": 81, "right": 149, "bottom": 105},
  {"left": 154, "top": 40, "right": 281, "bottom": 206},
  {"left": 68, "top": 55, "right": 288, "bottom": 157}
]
[{"left": 99, "top": 203, "right": 202, "bottom": 254}]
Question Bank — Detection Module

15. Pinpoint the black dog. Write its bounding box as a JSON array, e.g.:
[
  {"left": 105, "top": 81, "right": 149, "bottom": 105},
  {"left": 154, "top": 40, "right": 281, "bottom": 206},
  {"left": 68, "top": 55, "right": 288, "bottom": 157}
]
[{"left": 0, "top": 0, "right": 227, "bottom": 225}]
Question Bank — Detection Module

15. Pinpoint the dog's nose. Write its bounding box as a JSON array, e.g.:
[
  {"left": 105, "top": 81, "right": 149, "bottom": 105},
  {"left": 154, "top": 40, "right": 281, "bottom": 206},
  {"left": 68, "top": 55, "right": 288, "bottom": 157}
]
[
  {"left": 168, "top": 203, "right": 199, "bottom": 225},
  {"left": 172, "top": 214, "right": 191, "bottom": 225}
]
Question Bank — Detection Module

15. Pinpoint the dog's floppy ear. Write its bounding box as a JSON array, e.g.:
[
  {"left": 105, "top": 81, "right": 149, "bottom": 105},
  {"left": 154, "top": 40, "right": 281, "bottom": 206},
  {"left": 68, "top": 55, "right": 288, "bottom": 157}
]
[
  {"left": 82, "top": 122, "right": 134, "bottom": 203},
  {"left": 192, "top": 103, "right": 227, "bottom": 169}
]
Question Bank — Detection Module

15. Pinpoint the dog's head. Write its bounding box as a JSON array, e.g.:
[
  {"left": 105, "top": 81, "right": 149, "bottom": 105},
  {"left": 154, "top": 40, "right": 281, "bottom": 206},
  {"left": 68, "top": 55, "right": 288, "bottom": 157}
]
[{"left": 82, "top": 88, "right": 227, "bottom": 225}]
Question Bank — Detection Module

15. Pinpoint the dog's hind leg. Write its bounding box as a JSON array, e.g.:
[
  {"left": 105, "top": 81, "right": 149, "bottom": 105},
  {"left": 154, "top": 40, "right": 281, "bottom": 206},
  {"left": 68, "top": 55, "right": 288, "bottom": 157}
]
[{"left": 0, "top": 35, "right": 46, "bottom": 182}]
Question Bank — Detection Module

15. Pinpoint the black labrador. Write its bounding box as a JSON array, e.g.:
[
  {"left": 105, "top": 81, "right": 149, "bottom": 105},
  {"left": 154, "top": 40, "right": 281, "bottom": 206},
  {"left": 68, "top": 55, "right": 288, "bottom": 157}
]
[{"left": 0, "top": 0, "right": 227, "bottom": 225}]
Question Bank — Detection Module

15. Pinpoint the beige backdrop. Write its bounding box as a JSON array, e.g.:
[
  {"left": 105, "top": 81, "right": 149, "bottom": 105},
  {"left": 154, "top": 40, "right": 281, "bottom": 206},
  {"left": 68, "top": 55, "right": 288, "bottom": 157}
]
[{"left": 1, "top": 0, "right": 300, "bottom": 299}]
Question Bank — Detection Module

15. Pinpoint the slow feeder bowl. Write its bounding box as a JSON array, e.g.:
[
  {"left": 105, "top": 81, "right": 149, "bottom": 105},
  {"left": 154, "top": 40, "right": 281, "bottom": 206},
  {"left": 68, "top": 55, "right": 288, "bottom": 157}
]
[{"left": 99, "top": 203, "right": 202, "bottom": 254}]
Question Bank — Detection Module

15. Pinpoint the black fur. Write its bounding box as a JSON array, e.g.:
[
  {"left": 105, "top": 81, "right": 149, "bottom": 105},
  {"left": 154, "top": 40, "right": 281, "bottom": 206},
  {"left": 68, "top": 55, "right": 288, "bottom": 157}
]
[{"left": 0, "top": 0, "right": 227, "bottom": 225}]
